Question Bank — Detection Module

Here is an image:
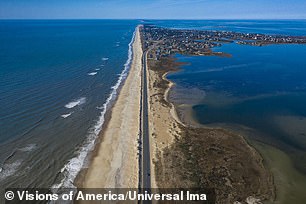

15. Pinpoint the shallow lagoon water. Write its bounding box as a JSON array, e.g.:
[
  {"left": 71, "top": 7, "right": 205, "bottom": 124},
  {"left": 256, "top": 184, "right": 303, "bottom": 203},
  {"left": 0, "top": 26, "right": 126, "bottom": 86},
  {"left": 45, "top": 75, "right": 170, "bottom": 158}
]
[
  {"left": 168, "top": 42, "right": 306, "bottom": 168},
  {"left": 167, "top": 37, "right": 306, "bottom": 203}
]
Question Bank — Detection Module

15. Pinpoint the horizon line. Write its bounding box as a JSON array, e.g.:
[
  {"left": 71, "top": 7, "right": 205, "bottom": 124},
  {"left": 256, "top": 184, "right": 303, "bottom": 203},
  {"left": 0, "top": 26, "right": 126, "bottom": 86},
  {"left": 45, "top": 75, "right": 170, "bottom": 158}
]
[{"left": 1, "top": 18, "right": 306, "bottom": 21}]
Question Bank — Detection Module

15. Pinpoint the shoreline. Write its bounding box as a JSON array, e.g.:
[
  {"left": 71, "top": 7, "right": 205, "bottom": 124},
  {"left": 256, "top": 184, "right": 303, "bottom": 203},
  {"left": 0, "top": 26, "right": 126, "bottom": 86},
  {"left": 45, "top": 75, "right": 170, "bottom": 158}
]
[
  {"left": 162, "top": 72, "right": 186, "bottom": 127},
  {"left": 146, "top": 54, "right": 275, "bottom": 203},
  {"left": 76, "top": 26, "right": 142, "bottom": 188},
  {"left": 165, "top": 69, "right": 306, "bottom": 203},
  {"left": 55, "top": 27, "right": 137, "bottom": 189},
  {"left": 159, "top": 58, "right": 306, "bottom": 203}
]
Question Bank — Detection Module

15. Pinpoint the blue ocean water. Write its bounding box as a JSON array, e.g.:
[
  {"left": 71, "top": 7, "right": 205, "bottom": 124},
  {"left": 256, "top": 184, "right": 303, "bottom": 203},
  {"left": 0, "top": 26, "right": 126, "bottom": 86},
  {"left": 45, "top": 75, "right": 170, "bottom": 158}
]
[
  {"left": 163, "top": 20, "right": 306, "bottom": 174},
  {"left": 0, "top": 20, "right": 138, "bottom": 188}
]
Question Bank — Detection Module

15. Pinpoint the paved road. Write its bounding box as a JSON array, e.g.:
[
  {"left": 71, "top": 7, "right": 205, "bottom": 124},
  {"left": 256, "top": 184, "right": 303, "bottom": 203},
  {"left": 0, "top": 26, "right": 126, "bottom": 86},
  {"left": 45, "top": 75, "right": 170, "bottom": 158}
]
[{"left": 141, "top": 50, "right": 151, "bottom": 192}]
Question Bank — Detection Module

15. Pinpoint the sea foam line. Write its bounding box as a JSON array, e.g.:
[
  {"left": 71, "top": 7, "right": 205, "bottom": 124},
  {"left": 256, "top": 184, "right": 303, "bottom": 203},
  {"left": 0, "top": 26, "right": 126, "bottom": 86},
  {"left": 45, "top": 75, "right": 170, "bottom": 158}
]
[
  {"left": 61, "top": 113, "right": 73, "bottom": 118},
  {"left": 52, "top": 27, "right": 137, "bottom": 189},
  {"left": 0, "top": 144, "right": 37, "bottom": 181},
  {"left": 65, "top": 97, "right": 86, "bottom": 109},
  {"left": 88, "top": 72, "right": 98, "bottom": 76}
]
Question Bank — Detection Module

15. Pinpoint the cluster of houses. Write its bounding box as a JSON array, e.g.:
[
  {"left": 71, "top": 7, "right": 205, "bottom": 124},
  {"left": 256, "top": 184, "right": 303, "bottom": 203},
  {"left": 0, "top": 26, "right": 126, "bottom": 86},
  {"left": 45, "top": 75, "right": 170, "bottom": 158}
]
[
  {"left": 141, "top": 25, "right": 306, "bottom": 60},
  {"left": 141, "top": 25, "right": 220, "bottom": 59}
]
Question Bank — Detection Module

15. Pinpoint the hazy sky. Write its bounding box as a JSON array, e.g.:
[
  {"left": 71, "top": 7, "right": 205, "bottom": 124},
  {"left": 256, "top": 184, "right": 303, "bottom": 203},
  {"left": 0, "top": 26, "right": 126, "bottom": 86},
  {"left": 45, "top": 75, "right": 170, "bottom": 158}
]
[{"left": 1, "top": 0, "right": 306, "bottom": 19}]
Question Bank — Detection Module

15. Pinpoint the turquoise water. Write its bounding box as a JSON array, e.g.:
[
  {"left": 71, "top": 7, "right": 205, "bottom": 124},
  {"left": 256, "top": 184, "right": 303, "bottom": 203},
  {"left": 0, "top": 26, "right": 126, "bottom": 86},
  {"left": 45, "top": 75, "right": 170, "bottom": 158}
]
[
  {"left": 0, "top": 20, "right": 138, "bottom": 188},
  {"left": 165, "top": 21, "right": 306, "bottom": 175}
]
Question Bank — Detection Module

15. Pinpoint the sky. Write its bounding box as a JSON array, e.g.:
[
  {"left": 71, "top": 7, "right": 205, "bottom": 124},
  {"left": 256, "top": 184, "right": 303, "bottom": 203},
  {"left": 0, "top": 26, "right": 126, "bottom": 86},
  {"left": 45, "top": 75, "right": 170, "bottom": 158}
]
[{"left": 0, "top": 0, "right": 306, "bottom": 19}]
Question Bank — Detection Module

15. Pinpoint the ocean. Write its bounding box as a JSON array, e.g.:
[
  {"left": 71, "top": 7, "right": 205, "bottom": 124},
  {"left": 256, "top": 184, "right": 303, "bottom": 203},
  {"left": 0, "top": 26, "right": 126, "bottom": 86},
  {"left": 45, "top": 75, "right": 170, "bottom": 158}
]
[{"left": 0, "top": 20, "right": 138, "bottom": 188}]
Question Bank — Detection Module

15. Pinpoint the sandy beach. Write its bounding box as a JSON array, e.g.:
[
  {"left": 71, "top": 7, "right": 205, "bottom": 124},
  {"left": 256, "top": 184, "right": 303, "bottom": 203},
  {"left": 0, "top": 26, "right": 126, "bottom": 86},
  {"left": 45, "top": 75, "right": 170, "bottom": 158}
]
[{"left": 79, "top": 26, "right": 142, "bottom": 188}]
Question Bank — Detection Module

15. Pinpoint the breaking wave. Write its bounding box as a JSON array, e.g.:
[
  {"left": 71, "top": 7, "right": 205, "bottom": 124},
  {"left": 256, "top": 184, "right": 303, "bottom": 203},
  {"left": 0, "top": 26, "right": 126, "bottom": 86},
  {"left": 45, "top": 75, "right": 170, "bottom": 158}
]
[
  {"left": 0, "top": 160, "right": 22, "bottom": 180},
  {"left": 87, "top": 72, "right": 97, "bottom": 76},
  {"left": 61, "top": 113, "right": 73, "bottom": 118},
  {"left": 52, "top": 27, "right": 137, "bottom": 189},
  {"left": 64, "top": 97, "right": 86, "bottom": 109}
]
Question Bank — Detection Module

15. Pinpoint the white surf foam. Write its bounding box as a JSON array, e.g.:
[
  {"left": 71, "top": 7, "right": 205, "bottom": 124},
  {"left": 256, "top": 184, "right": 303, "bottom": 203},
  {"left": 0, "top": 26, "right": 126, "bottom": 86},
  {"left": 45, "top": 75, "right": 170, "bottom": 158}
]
[
  {"left": 102, "top": 57, "right": 109, "bottom": 61},
  {"left": 95, "top": 68, "right": 100, "bottom": 71},
  {"left": 0, "top": 160, "right": 22, "bottom": 181},
  {"left": 0, "top": 144, "right": 38, "bottom": 180},
  {"left": 61, "top": 113, "right": 73, "bottom": 118},
  {"left": 19, "top": 144, "right": 37, "bottom": 152},
  {"left": 64, "top": 97, "right": 86, "bottom": 109},
  {"left": 52, "top": 27, "right": 137, "bottom": 189},
  {"left": 87, "top": 72, "right": 97, "bottom": 76}
]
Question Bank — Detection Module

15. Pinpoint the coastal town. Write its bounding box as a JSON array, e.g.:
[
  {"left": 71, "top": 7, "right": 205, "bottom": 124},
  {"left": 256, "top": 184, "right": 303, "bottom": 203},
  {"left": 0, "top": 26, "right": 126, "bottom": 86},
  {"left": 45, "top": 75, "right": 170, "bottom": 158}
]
[{"left": 141, "top": 25, "right": 306, "bottom": 59}]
